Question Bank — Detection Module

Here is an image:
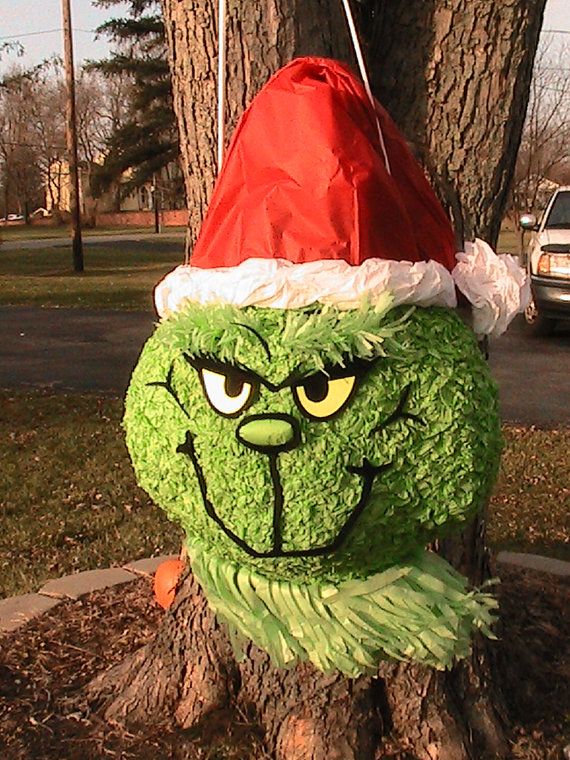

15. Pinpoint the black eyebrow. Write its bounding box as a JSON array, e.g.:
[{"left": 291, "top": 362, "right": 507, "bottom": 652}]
[
  {"left": 184, "top": 353, "right": 280, "bottom": 390},
  {"left": 183, "top": 353, "right": 378, "bottom": 392},
  {"left": 232, "top": 322, "right": 272, "bottom": 361},
  {"left": 299, "top": 358, "right": 375, "bottom": 382}
]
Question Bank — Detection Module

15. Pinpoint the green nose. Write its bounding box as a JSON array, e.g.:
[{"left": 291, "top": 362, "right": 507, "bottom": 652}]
[{"left": 236, "top": 415, "right": 299, "bottom": 452}]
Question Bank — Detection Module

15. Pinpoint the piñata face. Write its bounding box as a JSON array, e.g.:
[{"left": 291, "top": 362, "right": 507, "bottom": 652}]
[{"left": 125, "top": 304, "right": 501, "bottom": 584}]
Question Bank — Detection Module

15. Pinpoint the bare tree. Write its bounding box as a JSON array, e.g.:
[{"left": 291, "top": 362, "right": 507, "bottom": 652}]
[
  {"left": 25, "top": 63, "right": 67, "bottom": 215},
  {"left": 0, "top": 67, "right": 45, "bottom": 219},
  {"left": 74, "top": 68, "right": 131, "bottom": 222},
  {"left": 0, "top": 60, "right": 130, "bottom": 223},
  {"left": 510, "top": 36, "right": 570, "bottom": 220},
  {"left": 75, "top": 68, "right": 131, "bottom": 166}
]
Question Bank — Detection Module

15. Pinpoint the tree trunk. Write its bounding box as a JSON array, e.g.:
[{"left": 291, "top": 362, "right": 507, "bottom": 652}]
[
  {"left": 161, "top": 0, "right": 353, "bottom": 251},
  {"left": 365, "top": 0, "right": 547, "bottom": 244},
  {"left": 88, "top": 2, "right": 546, "bottom": 757},
  {"left": 88, "top": 562, "right": 506, "bottom": 760}
]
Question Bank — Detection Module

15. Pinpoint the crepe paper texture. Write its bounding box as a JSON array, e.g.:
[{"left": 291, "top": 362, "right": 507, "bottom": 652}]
[
  {"left": 154, "top": 55, "right": 528, "bottom": 336},
  {"left": 154, "top": 295, "right": 404, "bottom": 374},
  {"left": 188, "top": 58, "right": 457, "bottom": 274},
  {"left": 453, "top": 239, "right": 530, "bottom": 337},
  {"left": 156, "top": 243, "right": 528, "bottom": 338},
  {"left": 189, "top": 545, "right": 498, "bottom": 675},
  {"left": 123, "top": 55, "right": 509, "bottom": 673},
  {"left": 124, "top": 303, "right": 501, "bottom": 587},
  {"left": 154, "top": 256, "right": 457, "bottom": 318}
]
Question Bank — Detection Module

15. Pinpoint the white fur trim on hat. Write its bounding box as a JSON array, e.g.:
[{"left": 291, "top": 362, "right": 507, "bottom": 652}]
[
  {"left": 155, "top": 257, "right": 457, "bottom": 316},
  {"left": 154, "top": 240, "right": 529, "bottom": 337}
]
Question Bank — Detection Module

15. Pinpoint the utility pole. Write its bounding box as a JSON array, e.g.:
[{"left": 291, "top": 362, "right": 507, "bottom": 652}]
[
  {"left": 61, "top": 0, "right": 84, "bottom": 272},
  {"left": 152, "top": 173, "right": 161, "bottom": 234}
]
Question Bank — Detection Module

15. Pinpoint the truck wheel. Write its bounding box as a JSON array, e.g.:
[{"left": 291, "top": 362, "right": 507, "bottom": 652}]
[{"left": 524, "top": 298, "right": 556, "bottom": 336}]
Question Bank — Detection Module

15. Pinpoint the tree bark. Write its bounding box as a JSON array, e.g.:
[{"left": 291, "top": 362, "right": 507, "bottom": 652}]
[
  {"left": 161, "top": 0, "right": 353, "bottom": 251},
  {"left": 88, "top": 559, "right": 509, "bottom": 759},
  {"left": 88, "top": 2, "right": 546, "bottom": 757},
  {"left": 365, "top": 0, "right": 547, "bottom": 244}
]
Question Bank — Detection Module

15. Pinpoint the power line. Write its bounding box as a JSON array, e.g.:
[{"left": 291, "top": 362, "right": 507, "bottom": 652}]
[
  {"left": 0, "top": 29, "right": 62, "bottom": 40},
  {"left": 0, "top": 28, "right": 94, "bottom": 41},
  {"left": 542, "top": 28, "right": 570, "bottom": 35}
]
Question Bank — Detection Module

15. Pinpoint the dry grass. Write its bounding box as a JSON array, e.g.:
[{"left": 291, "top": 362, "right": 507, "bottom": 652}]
[
  {"left": 0, "top": 224, "right": 186, "bottom": 240},
  {"left": 0, "top": 390, "right": 180, "bottom": 598},
  {"left": 488, "top": 425, "right": 570, "bottom": 561}
]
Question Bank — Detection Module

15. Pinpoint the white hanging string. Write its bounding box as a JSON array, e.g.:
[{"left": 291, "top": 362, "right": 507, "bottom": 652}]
[
  {"left": 215, "top": 0, "right": 390, "bottom": 176},
  {"left": 217, "top": 0, "right": 227, "bottom": 173},
  {"left": 339, "top": 0, "right": 391, "bottom": 175}
]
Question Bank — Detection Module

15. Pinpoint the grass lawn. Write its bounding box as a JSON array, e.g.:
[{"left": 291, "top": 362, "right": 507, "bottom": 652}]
[
  {"left": 0, "top": 391, "right": 180, "bottom": 598},
  {"left": 0, "top": 238, "right": 184, "bottom": 310},
  {"left": 496, "top": 227, "right": 521, "bottom": 256},
  {"left": 0, "top": 390, "right": 568, "bottom": 599},
  {"left": 488, "top": 425, "right": 570, "bottom": 561}
]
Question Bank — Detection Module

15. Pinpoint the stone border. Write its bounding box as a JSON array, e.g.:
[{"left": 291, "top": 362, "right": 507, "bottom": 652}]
[
  {"left": 0, "top": 555, "right": 177, "bottom": 634},
  {"left": 0, "top": 551, "right": 567, "bottom": 636},
  {"left": 496, "top": 551, "right": 570, "bottom": 578}
]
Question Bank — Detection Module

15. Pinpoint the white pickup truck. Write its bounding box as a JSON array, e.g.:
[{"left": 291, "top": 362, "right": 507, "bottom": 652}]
[{"left": 521, "top": 186, "right": 570, "bottom": 335}]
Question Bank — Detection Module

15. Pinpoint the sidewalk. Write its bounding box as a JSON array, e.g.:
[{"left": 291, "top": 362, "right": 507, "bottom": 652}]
[
  {"left": 0, "top": 555, "right": 176, "bottom": 634},
  {"left": 1, "top": 551, "right": 568, "bottom": 636}
]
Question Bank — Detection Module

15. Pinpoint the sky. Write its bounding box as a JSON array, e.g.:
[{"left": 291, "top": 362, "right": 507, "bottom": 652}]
[
  {"left": 0, "top": 0, "right": 568, "bottom": 72},
  {"left": 0, "top": 0, "right": 129, "bottom": 71}
]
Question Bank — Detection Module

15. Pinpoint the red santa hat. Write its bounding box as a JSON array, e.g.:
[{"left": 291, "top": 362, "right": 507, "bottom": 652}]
[{"left": 155, "top": 57, "right": 528, "bottom": 336}]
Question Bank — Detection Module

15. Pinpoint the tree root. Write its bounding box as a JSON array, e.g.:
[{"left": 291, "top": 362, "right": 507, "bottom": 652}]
[
  {"left": 86, "top": 571, "right": 508, "bottom": 759},
  {"left": 86, "top": 573, "right": 239, "bottom": 728}
]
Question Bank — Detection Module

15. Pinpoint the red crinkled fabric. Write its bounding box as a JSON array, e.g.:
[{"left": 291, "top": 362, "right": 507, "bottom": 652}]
[{"left": 190, "top": 56, "right": 456, "bottom": 273}]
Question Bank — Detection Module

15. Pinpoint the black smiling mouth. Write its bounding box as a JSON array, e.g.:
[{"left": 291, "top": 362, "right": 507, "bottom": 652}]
[
  {"left": 149, "top": 370, "right": 420, "bottom": 559},
  {"left": 176, "top": 430, "right": 392, "bottom": 559}
]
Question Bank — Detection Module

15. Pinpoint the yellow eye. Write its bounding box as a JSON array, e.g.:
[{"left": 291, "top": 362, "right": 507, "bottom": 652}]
[
  {"left": 293, "top": 374, "right": 356, "bottom": 420},
  {"left": 201, "top": 368, "right": 256, "bottom": 417}
]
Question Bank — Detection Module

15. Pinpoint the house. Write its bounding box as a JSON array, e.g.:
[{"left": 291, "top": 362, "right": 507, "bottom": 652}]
[{"left": 45, "top": 159, "right": 156, "bottom": 219}]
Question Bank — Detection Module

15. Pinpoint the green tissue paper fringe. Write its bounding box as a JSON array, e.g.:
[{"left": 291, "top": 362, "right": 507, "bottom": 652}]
[
  {"left": 155, "top": 297, "right": 410, "bottom": 374},
  {"left": 124, "top": 305, "right": 502, "bottom": 585},
  {"left": 190, "top": 545, "right": 498, "bottom": 676}
]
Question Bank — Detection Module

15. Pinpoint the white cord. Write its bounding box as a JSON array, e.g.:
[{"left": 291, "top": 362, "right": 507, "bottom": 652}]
[
  {"left": 216, "top": 0, "right": 389, "bottom": 176},
  {"left": 217, "top": 0, "right": 226, "bottom": 173},
  {"left": 340, "top": 0, "right": 391, "bottom": 175}
]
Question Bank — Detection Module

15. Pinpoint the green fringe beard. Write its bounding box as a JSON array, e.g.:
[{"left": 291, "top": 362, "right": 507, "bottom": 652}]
[{"left": 189, "top": 545, "right": 498, "bottom": 676}]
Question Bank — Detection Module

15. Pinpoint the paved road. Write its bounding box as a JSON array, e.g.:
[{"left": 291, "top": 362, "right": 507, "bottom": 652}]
[
  {"left": 0, "top": 306, "right": 568, "bottom": 426},
  {"left": 488, "top": 319, "right": 569, "bottom": 425},
  {"left": 1, "top": 231, "right": 185, "bottom": 251},
  {"left": 0, "top": 308, "right": 154, "bottom": 395}
]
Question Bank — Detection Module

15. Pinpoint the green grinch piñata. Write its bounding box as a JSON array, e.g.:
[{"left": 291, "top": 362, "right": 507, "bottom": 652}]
[
  {"left": 125, "top": 301, "right": 501, "bottom": 674},
  {"left": 123, "top": 57, "right": 527, "bottom": 676}
]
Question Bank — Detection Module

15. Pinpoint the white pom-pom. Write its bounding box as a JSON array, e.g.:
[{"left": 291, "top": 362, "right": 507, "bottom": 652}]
[{"left": 452, "top": 239, "right": 530, "bottom": 337}]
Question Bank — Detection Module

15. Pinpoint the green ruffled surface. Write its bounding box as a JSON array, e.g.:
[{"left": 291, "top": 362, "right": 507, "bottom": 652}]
[
  {"left": 190, "top": 545, "right": 498, "bottom": 676},
  {"left": 124, "top": 305, "right": 502, "bottom": 585},
  {"left": 155, "top": 297, "right": 407, "bottom": 376}
]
